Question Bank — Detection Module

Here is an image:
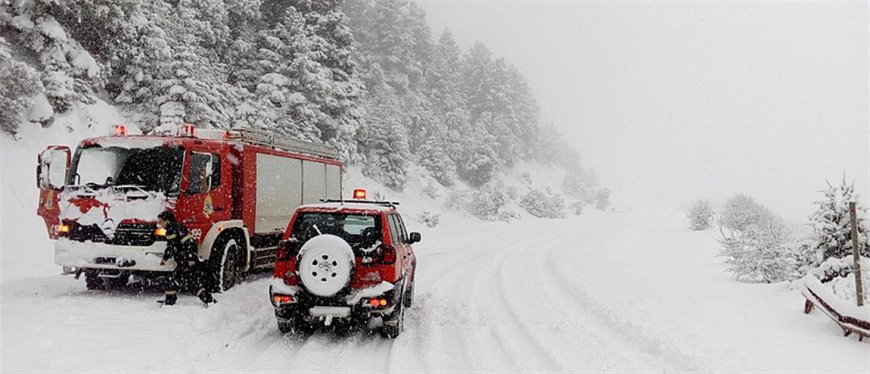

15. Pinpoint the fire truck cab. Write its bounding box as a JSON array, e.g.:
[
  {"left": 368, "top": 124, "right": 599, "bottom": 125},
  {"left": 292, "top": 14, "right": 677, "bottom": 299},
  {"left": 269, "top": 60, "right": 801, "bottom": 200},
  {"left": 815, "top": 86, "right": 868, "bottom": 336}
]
[{"left": 36, "top": 124, "right": 342, "bottom": 291}]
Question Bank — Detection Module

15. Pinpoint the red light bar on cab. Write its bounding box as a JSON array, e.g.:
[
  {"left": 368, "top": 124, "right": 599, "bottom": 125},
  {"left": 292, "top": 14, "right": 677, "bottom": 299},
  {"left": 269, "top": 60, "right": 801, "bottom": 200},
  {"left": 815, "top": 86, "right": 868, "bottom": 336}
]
[{"left": 111, "top": 124, "right": 127, "bottom": 136}]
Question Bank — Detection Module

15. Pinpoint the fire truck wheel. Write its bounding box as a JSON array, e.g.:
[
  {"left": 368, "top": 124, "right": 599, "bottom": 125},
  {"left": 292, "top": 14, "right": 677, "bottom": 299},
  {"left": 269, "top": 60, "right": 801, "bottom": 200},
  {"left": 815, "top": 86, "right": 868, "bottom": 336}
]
[
  {"left": 103, "top": 273, "right": 130, "bottom": 290},
  {"left": 213, "top": 237, "right": 241, "bottom": 292},
  {"left": 84, "top": 271, "right": 105, "bottom": 290}
]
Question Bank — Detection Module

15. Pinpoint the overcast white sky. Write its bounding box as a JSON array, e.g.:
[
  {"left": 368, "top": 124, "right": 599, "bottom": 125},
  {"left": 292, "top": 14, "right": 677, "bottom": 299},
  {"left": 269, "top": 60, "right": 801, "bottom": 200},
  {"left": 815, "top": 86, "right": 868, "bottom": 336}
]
[{"left": 418, "top": 1, "right": 869, "bottom": 222}]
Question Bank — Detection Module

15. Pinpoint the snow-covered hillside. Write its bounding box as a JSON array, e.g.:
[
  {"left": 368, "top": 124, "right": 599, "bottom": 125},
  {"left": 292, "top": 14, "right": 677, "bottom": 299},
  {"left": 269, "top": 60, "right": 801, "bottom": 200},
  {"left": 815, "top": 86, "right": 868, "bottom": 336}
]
[{"left": 2, "top": 208, "right": 868, "bottom": 372}]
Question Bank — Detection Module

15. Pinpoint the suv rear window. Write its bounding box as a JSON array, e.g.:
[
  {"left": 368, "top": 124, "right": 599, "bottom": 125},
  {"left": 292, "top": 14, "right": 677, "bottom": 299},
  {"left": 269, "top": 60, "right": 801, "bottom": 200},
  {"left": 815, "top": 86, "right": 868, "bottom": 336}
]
[{"left": 291, "top": 213, "right": 382, "bottom": 251}]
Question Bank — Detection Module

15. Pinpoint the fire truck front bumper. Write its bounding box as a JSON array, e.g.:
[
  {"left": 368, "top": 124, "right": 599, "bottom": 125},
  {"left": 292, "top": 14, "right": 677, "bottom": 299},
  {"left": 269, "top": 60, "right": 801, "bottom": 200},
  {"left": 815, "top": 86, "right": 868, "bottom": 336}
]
[{"left": 55, "top": 238, "right": 174, "bottom": 272}]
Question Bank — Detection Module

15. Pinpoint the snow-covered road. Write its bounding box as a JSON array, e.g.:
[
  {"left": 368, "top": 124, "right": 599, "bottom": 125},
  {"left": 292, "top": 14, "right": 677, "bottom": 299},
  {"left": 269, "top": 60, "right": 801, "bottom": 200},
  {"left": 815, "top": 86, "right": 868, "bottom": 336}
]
[{"left": 2, "top": 211, "right": 868, "bottom": 372}]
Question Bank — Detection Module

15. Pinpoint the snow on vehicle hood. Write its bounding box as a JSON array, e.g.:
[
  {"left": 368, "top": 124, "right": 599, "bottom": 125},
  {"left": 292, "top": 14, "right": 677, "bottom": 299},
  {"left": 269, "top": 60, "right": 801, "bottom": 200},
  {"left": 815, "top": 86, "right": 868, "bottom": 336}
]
[{"left": 58, "top": 186, "right": 170, "bottom": 237}]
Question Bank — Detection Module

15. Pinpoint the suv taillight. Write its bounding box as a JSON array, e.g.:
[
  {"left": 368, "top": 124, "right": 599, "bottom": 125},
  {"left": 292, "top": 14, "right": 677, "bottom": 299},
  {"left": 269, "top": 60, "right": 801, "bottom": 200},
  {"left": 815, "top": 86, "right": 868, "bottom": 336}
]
[
  {"left": 276, "top": 240, "right": 299, "bottom": 261},
  {"left": 376, "top": 244, "right": 396, "bottom": 265}
]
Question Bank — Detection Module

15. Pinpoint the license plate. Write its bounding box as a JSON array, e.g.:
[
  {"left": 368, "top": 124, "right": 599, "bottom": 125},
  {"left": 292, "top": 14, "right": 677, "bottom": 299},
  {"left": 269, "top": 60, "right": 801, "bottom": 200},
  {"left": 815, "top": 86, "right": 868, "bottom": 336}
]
[{"left": 309, "top": 306, "right": 351, "bottom": 318}]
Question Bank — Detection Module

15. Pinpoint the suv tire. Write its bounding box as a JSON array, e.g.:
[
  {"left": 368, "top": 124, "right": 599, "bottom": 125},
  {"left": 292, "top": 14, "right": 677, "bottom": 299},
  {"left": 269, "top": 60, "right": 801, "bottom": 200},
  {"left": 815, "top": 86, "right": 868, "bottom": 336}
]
[{"left": 380, "top": 292, "right": 405, "bottom": 339}]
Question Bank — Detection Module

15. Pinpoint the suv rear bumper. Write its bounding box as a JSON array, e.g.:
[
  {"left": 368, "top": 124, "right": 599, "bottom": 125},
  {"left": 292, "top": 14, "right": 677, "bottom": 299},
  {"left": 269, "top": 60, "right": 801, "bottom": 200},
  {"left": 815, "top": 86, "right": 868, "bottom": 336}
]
[
  {"left": 270, "top": 279, "right": 400, "bottom": 321},
  {"left": 55, "top": 238, "right": 173, "bottom": 272}
]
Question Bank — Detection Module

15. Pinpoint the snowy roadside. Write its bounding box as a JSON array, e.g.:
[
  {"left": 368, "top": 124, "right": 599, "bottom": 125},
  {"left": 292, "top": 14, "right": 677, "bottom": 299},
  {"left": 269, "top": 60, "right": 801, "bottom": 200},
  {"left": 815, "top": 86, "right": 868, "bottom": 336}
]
[{"left": 2, "top": 210, "right": 867, "bottom": 372}]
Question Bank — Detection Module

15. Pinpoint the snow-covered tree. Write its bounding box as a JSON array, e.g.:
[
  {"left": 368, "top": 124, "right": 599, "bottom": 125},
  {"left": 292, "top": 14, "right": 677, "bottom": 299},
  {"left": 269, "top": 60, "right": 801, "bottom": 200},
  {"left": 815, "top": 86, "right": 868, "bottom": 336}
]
[
  {"left": 454, "top": 114, "right": 499, "bottom": 187},
  {"left": 687, "top": 199, "right": 715, "bottom": 231},
  {"left": 718, "top": 194, "right": 795, "bottom": 283},
  {"left": 809, "top": 177, "right": 870, "bottom": 260},
  {"left": 356, "top": 90, "right": 410, "bottom": 189},
  {"left": 1, "top": 3, "right": 101, "bottom": 116},
  {"left": 720, "top": 193, "right": 774, "bottom": 232},
  {"left": 0, "top": 36, "right": 45, "bottom": 135},
  {"left": 720, "top": 216, "right": 794, "bottom": 283},
  {"left": 417, "top": 130, "right": 457, "bottom": 187},
  {"left": 520, "top": 188, "right": 566, "bottom": 219},
  {"left": 595, "top": 188, "right": 611, "bottom": 210}
]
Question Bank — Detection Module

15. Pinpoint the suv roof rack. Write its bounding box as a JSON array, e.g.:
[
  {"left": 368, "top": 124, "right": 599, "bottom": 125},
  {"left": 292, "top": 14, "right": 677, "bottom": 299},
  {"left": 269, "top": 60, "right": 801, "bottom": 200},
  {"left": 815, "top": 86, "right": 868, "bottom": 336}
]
[
  {"left": 319, "top": 199, "right": 400, "bottom": 208},
  {"left": 230, "top": 128, "right": 338, "bottom": 160}
]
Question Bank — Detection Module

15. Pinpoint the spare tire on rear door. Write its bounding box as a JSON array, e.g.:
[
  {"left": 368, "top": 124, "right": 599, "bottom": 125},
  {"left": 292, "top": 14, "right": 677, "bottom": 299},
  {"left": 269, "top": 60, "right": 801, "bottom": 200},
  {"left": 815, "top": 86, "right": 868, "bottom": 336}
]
[{"left": 297, "top": 234, "right": 355, "bottom": 297}]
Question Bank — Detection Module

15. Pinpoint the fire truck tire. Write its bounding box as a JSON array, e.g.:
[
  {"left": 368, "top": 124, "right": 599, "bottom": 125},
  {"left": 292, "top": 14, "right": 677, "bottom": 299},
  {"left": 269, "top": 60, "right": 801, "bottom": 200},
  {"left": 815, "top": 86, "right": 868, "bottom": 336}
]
[
  {"left": 103, "top": 273, "right": 130, "bottom": 290},
  {"left": 83, "top": 271, "right": 129, "bottom": 290},
  {"left": 211, "top": 236, "right": 241, "bottom": 292},
  {"left": 84, "top": 271, "right": 104, "bottom": 290}
]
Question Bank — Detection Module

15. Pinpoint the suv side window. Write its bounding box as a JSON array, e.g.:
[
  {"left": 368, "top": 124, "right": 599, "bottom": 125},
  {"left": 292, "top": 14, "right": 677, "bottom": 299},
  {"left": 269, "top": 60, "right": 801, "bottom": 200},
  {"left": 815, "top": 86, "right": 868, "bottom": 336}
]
[
  {"left": 188, "top": 152, "right": 220, "bottom": 194},
  {"left": 386, "top": 215, "right": 398, "bottom": 245},
  {"left": 394, "top": 214, "right": 408, "bottom": 244}
]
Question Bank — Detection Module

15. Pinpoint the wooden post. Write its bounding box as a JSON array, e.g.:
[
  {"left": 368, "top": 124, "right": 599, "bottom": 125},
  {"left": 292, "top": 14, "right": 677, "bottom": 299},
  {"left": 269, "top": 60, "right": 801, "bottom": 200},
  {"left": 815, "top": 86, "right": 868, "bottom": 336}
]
[{"left": 849, "top": 202, "right": 864, "bottom": 307}]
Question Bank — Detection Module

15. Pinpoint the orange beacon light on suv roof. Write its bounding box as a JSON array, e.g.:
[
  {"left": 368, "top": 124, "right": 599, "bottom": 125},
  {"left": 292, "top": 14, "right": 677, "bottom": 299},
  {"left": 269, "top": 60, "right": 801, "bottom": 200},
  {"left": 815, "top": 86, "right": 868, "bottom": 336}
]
[{"left": 353, "top": 188, "right": 366, "bottom": 199}]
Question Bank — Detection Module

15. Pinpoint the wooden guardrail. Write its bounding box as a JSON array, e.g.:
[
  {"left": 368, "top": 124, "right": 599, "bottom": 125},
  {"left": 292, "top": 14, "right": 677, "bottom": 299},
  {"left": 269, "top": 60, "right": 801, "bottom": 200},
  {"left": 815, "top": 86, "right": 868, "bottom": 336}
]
[{"left": 801, "top": 274, "right": 870, "bottom": 341}]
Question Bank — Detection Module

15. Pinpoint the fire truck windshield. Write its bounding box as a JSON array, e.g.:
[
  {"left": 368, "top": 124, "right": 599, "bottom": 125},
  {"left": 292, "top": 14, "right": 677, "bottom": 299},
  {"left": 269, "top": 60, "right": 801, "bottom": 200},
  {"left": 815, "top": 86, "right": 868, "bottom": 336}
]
[{"left": 67, "top": 146, "right": 184, "bottom": 195}]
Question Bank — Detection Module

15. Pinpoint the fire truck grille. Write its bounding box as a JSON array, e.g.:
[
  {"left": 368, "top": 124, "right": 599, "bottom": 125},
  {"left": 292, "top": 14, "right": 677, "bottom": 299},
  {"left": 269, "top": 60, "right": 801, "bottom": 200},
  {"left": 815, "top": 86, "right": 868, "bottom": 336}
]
[{"left": 68, "top": 223, "right": 159, "bottom": 246}]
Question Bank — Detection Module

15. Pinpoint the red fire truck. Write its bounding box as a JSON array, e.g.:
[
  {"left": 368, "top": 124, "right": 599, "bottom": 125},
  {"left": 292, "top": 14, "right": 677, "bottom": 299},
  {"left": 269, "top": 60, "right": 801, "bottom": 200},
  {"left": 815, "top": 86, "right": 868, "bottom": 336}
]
[{"left": 36, "top": 125, "right": 343, "bottom": 291}]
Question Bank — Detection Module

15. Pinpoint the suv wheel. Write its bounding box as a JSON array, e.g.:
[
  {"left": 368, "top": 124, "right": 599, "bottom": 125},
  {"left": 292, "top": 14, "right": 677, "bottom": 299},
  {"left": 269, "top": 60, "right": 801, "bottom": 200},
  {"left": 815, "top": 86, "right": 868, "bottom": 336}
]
[
  {"left": 380, "top": 293, "right": 405, "bottom": 339},
  {"left": 404, "top": 280, "right": 415, "bottom": 308}
]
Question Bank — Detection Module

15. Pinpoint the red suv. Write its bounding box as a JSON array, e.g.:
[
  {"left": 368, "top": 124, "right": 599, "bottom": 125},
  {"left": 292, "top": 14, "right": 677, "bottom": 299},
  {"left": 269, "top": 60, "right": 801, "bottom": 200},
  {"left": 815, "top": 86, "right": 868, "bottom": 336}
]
[{"left": 269, "top": 198, "right": 419, "bottom": 338}]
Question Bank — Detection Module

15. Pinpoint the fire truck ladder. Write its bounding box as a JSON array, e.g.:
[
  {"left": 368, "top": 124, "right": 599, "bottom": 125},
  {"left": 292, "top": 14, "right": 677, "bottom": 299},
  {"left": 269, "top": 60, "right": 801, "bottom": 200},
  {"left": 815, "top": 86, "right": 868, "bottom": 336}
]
[{"left": 233, "top": 129, "right": 338, "bottom": 160}]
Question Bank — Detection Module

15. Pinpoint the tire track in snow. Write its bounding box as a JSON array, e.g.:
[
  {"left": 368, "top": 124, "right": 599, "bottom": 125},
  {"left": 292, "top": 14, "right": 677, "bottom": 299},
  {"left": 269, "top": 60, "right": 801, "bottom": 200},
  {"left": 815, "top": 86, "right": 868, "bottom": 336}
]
[
  {"left": 415, "top": 226, "right": 548, "bottom": 370},
  {"left": 492, "top": 251, "right": 565, "bottom": 371},
  {"left": 541, "top": 236, "right": 708, "bottom": 373}
]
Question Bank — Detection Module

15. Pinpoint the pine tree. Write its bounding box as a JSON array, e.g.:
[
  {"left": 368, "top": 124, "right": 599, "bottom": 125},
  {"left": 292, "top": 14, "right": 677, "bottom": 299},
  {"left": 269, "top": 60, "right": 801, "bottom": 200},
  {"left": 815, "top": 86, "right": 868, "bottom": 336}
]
[
  {"left": 0, "top": 36, "right": 45, "bottom": 135},
  {"left": 357, "top": 90, "right": 410, "bottom": 190},
  {"left": 809, "top": 177, "right": 870, "bottom": 260}
]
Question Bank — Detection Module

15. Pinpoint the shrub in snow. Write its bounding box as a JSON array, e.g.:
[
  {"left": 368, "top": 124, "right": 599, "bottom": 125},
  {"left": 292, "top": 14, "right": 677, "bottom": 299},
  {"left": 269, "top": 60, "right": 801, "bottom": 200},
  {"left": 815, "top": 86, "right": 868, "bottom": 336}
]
[
  {"left": 809, "top": 177, "right": 870, "bottom": 260},
  {"left": 520, "top": 172, "right": 532, "bottom": 185},
  {"left": 808, "top": 256, "right": 870, "bottom": 303},
  {"left": 422, "top": 182, "right": 441, "bottom": 199},
  {"left": 562, "top": 172, "right": 600, "bottom": 206},
  {"left": 447, "top": 183, "right": 513, "bottom": 221},
  {"left": 570, "top": 201, "right": 584, "bottom": 216},
  {"left": 468, "top": 183, "right": 510, "bottom": 221},
  {"left": 719, "top": 193, "right": 775, "bottom": 232},
  {"left": 595, "top": 188, "right": 611, "bottom": 210},
  {"left": 416, "top": 212, "right": 440, "bottom": 228},
  {"left": 686, "top": 199, "right": 714, "bottom": 231},
  {"left": 718, "top": 194, "right": 795, "bottom": 283},
  {"left": 445, "top": 189, "right": 471, "bottom": 211},
  {"left": 520, "top": 188, "right": 565, "bottom": 219},
  {"left": 497, "top": 209, "right": 522, "bottom": 222}
]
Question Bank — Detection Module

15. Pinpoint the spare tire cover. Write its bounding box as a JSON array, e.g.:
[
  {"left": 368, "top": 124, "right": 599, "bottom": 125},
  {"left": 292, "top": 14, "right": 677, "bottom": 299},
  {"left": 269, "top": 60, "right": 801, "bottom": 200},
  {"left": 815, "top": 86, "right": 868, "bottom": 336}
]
[{"left": 297, "top": 234, "right": 355, "bottom": 297}]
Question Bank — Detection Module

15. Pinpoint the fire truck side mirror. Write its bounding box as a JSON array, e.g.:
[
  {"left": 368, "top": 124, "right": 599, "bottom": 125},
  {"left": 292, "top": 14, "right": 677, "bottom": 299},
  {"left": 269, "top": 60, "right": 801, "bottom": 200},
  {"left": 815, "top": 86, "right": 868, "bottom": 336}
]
[{"left": 37, "top": 146, "right": 71, "bottom": 190}]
